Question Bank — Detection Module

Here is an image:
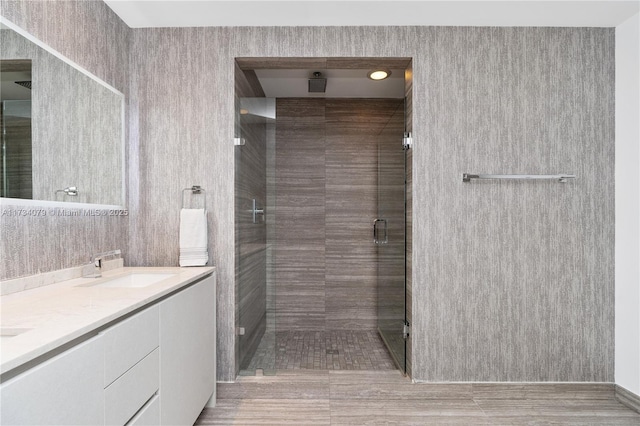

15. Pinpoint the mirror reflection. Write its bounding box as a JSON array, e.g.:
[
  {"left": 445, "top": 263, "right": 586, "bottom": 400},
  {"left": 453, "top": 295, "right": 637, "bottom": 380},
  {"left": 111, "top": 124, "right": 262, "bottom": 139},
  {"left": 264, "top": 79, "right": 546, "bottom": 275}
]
[
  {"left": 1, "top": 59, "right": 32, "bottom": 199},
  {"left": 0, "top": 23, "right": 124, "bottom": 206}
]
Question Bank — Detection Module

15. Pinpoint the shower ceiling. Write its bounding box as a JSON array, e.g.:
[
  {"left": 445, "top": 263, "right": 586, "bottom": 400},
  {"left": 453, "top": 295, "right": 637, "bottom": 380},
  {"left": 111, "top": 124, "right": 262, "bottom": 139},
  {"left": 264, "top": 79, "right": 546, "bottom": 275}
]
[{"left": 255, "top": 69, "right": 405, "bottom": 98}]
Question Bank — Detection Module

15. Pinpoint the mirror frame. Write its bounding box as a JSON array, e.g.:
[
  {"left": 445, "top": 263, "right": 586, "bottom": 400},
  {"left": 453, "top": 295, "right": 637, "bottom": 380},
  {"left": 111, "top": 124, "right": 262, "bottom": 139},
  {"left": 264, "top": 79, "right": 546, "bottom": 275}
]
[{"left": 0, "top": 16, "right": 126, "bottom": 209}]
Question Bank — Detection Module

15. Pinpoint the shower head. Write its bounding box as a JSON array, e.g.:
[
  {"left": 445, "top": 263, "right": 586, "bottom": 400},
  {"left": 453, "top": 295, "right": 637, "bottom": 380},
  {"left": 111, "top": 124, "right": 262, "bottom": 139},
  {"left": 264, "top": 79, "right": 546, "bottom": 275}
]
[
  {"left": 14, "top": 80, "right": 32, "bottom": 90},
  {"left": 308, "top": 71, "right": 326, "bottom": 93}
]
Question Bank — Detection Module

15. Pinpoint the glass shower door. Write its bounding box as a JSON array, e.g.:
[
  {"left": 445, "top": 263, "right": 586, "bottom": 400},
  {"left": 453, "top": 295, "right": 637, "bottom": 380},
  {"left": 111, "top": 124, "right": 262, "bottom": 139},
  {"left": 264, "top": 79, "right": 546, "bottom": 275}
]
[
  {"left": 235, "top": 97, "right": 277, "bottom": 375},
  {"left": 376, "top": 101, "right": 407, "bottom": 373}
]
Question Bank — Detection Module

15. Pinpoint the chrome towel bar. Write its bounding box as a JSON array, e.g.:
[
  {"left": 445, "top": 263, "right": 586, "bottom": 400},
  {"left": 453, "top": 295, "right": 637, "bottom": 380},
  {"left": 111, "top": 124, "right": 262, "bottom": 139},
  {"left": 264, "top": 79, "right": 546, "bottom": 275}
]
[{"left": 462, "top": 173, "right": 576, "bottom": 183}]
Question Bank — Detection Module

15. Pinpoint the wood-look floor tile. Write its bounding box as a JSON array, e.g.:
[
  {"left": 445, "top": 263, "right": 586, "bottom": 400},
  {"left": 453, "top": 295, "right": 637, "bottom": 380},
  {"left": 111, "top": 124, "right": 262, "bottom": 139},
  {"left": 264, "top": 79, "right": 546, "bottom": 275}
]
[
  {"left": 218, "top": 381, "right": 329, "bottom": 400},
  {"left": 329, "top": 399, "right": 487, "bottom": 424},
  {"left": 330, "top": 371, "right": 474, "bottom": 400},
  {"left": 219, "top": 369, "right": 330, "bottom": 400},
  {"left": 328, "top": 370, "right": 406, "bottom": 383},
  {"left": 197, "top": 370, "right": 640, "bottom": 426},
  {"left": 330, "top": 383, "right": 474, "bottom": 401},
  {"left": 472, "top": 382, "right": 616, "bottom": 400},
  {"left": 483, "top": 416, "right": 640, "bottom": 426},
  {"left": 197, "top": 399, "right": 331, "bottom": 425},
  {"left": 474, "top": 398, "right": 640, "bottom": 417}
]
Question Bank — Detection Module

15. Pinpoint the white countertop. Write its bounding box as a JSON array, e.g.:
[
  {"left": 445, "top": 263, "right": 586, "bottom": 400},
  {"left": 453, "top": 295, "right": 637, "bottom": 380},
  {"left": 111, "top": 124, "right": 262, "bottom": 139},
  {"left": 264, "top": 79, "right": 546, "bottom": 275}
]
[{"left": 0, "top": 266, "right": 215, "bottom": 375}]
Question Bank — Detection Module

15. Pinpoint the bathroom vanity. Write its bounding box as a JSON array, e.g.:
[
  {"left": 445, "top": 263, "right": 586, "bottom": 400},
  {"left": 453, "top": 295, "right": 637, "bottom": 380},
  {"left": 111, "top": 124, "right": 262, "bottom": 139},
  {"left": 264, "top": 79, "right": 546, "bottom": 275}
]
[{"left": 0, "top": 267, "right": 216, "bottom": 425}]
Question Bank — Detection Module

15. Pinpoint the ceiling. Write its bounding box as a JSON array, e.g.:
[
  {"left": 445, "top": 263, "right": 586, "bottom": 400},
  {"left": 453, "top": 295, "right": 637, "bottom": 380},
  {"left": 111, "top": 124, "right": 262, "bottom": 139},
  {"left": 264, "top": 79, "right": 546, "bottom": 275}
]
[
  {"left": 104, "top": 0, "right": 639, "bottom": 28},
  {"left": 255, "top": 69, "right": 405, "bottom": 98}
]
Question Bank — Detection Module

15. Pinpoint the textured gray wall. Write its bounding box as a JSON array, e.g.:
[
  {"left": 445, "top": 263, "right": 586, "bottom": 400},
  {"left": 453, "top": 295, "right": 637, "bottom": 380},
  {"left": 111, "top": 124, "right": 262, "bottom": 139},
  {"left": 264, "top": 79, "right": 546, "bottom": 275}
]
[
  {"left": 0, "top": 0, "right": 129, "bottom": 281},
  {"left": 130, "top": 26, "right": 613, "bottom": 382},
  {"left": 1, "top": 5, "right": 614, "bottom": 384},
  {"left": 415, "top": 27, "right": 615, "bottom": 381},
  {"left": 129, "top": 27, "right": 236, "bottom": 381}
]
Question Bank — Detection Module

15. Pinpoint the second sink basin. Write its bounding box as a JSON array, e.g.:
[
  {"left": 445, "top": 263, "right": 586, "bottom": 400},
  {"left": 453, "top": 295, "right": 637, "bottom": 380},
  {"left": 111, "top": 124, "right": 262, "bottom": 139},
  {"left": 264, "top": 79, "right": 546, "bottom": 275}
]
[
  {"left": 81, "top": 272, "right": 177, "bottom": 289},
  {"left": 0, "top": 328, "right": 33, "bottom": 343}
]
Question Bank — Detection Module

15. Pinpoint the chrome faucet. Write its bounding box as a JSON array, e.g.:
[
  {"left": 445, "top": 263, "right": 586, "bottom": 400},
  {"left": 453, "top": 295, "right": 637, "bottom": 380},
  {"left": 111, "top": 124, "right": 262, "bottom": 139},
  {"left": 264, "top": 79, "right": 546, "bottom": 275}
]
[{"left": 83, "top": 249, "right": 122, "bottom": 278}]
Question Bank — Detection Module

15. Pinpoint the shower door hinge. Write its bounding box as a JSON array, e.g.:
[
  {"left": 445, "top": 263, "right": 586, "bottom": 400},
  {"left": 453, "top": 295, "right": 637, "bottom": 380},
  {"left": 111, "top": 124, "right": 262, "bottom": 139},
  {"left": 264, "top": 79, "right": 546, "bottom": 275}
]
[
  {"left": 403, "top": 321, "right": 410, "bottom": 339},
  {"left": 402, "top": 132, "right": 413, "bottom": 150},
  {"left": 234, "top": 137, "right": 246, "bottom": 146}
]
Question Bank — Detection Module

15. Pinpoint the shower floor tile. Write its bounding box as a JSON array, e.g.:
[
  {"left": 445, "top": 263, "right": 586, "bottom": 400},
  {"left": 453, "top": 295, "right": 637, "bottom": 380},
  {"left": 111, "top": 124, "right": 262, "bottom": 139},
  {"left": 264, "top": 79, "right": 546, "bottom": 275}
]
[{"left": 244, "top": 330, "right": 397, "bottom": 372}]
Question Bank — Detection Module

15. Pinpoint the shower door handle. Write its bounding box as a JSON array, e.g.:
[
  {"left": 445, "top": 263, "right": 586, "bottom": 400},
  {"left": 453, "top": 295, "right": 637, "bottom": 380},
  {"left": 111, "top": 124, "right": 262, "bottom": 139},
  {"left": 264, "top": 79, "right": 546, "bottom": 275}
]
[
  {"left": 252, "top": 199, "right": 265, "bottom": 223},
  {"left": 373, "top": 219, "right": 388, "bottom": 245}
]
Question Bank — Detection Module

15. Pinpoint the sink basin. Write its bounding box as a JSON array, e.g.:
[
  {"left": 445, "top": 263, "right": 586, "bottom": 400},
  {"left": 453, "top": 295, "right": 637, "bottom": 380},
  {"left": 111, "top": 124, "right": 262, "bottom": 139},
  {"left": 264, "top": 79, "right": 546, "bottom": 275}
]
[
  {"left": 0, "top": 328, "right": 33, "bottom": 342},
  {"left": 80, "top": 272, "right": 177, "bottom": 289}
]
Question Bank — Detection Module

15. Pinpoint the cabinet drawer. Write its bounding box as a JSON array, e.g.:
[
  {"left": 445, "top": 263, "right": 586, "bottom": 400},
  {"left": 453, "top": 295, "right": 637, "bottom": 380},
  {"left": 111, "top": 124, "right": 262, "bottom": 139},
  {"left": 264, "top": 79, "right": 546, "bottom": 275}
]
[
  {"left": 105, "top": 348, "right": 159, "bottom": 426},
  {"left": 127, "top": 394, "right": 159, "bottom": 426},
  {"left": 103, "top": 304, "right": 159, "bottom": 386},
  {"left": 0, "top": 336, "right": 104, "bottom": 426}
]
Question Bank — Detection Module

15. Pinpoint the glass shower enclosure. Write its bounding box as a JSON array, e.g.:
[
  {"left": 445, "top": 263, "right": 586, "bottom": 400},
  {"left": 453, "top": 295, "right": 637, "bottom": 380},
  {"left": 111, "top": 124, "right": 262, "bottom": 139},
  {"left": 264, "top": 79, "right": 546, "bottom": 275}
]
[
  {"left": 235, "top": 97, "right": 277, "bottom": 375},
  {"left": 375, "top": 101, "right": 407, "bottom": 373},
  {"left": 234, "top": 92, "right": 409, "bottom": 377}
]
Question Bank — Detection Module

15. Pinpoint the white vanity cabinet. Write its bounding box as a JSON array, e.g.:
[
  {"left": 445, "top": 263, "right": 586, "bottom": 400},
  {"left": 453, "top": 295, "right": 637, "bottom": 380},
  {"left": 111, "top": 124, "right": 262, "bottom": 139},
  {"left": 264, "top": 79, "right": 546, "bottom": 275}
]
[
  {"left": 160, "top": 274, "right": 217, "bottom": 425},
  {"left": 0, "top": 336, "right": 105, "bottom": 425},
  {"left": 0, "top": 271, "right": 216, "bottom": 426},
  {"left": 103, "top": 305, "right": 160, "bottom": 426}
]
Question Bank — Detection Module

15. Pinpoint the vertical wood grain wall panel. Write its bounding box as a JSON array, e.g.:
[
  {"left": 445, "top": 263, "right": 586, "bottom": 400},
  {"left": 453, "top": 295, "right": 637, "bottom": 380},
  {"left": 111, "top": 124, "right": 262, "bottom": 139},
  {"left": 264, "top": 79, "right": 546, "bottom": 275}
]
[
  {"left": 413, "top": 27, "right": 614, "bottom": 381},
  {"left": 129, "top": 26, "right": 236, "bottom": 381}
]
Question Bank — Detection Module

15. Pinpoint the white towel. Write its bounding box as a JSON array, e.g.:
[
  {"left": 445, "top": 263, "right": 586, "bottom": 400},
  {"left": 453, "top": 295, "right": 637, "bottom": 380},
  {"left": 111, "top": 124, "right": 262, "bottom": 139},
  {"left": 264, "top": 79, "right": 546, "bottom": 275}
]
[{"left": 179, "top": 208, "right": 208, "bottom": 266}]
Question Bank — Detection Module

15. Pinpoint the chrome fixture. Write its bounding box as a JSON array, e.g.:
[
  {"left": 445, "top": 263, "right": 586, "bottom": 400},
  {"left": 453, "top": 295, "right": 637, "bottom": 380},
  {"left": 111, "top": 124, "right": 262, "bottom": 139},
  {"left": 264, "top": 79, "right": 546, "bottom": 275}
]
[
  {"left": 252, "top": 199, "right": 265, "bottom": 224},
  {"left": 55, "top": 186, "right": 78, "bottom": 196},
  {"left": 402, "top": 132, "right": 413, "bottom": 150},
  {"left": 82, "top": 249, "right": 122, "bottom": 278},
  {"left": 182, "top": 185, "right": 206, "bottom": 209},
  {"left": 373, "top": 218, "right": 388, "bottom": 245},
  {"left": 462, "top": 173, "right": 576, "bottom": 183}
]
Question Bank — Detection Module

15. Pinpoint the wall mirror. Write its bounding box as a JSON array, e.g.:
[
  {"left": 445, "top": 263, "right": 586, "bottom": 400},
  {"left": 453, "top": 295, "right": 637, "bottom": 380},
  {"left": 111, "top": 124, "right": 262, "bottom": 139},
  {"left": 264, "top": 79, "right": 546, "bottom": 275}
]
[{"left": 0, "top": 19, "right": 125, "bottom": 207}]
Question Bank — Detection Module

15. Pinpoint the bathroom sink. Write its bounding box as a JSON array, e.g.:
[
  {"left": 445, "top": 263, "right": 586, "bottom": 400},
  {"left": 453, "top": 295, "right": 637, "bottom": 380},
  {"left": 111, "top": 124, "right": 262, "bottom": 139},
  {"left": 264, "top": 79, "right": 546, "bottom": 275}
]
[
  {"left": 0, "top": 328, "right": 33, "bottom": 342},
  {"left": 80, "top": 272, "right": 177, "bottom": 289}
]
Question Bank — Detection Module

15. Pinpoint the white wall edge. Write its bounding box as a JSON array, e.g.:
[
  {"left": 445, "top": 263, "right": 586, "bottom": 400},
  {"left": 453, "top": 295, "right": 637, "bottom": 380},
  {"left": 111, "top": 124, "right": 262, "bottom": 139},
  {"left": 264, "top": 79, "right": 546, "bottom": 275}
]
[{"left": 615, "top": 11, "right": 640, "bottom": 396}]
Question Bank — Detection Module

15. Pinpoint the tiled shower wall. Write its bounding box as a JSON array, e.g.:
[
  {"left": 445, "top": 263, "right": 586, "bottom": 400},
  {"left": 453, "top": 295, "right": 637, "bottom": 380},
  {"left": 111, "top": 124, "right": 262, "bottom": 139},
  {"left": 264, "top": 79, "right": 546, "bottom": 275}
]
[
  {"left": 275, "top": 98, "right": 404, "bottom": 332},
  {"left": 0, "top": 0, "right": 129, "bottom": 281}
]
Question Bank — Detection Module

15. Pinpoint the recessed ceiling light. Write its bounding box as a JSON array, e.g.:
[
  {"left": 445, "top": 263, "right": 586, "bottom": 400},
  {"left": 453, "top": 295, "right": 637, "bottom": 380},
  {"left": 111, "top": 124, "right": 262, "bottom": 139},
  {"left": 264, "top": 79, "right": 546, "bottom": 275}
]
[{"left": 367, "top": 69, "right": 391, "bottom": 81}]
